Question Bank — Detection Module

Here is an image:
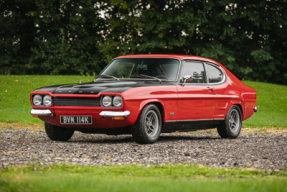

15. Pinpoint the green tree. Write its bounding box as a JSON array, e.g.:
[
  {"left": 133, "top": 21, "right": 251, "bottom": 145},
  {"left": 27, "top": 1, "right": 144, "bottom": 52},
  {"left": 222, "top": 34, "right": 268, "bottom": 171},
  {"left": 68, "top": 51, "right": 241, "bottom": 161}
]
[
  {"left": 105, "top": 0, "right": 287, "bottom": 84},
  {"left": 27, "top": 0, "right": 108, "bottom": 75},
  {"left": 0, "top": 0, "right": 37, "bottom": 74},
  {"left": 1, "top": 0, "right": 287, "bottom": 84}
]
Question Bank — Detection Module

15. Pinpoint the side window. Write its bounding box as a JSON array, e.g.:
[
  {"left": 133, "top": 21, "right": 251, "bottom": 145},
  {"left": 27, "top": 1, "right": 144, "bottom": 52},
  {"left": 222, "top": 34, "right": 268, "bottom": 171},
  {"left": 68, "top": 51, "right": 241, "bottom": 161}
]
[
  {"left": 205, "top": 64, "right": 224, "bottom": 83},
  {"left": 181, "top": 62, "right": 206, "bottom": 83}
]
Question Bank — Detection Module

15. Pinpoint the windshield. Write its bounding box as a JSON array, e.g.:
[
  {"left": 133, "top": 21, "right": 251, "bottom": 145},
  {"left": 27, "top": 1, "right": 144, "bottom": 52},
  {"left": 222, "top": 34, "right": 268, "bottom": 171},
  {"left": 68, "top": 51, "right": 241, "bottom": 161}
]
[{"left": 97, "top": 58, "right": 180, "bottom": 81}]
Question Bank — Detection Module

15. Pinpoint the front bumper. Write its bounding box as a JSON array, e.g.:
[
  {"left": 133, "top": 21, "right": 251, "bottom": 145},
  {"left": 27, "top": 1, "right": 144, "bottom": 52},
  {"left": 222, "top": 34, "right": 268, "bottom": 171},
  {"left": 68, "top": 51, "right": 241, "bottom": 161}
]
[
  {"left": 99, "top": 111, "right": 130, "bottom": 118},
  {"left": 30, "top": 109, "right": 54, "bottom": 116},
  {"left": 30, "top": 109, "right": 132, "bottom": 128},
  {"left": 30, "top": 109, "right": 131, "bottom": 117}
]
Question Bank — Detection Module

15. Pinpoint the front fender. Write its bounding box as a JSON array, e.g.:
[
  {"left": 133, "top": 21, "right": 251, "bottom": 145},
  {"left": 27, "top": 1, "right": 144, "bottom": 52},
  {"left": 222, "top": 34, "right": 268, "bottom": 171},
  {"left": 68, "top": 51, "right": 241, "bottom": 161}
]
[
  {"left": 123, "top": 99, "right": 166, "bottom": 125},
  {"left": 139, "top": 99, "right": 165, "bottom": 112}
]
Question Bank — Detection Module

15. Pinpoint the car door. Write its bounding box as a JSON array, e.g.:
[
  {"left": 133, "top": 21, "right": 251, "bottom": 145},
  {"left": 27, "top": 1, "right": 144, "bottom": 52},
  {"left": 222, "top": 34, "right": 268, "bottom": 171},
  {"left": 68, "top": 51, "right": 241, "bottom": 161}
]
[
  {"left": 176, "top": 61, "right": 216, "bottom": 121},
  {"left": 204, "top": 62, "right": 229, "bottom": 120}
]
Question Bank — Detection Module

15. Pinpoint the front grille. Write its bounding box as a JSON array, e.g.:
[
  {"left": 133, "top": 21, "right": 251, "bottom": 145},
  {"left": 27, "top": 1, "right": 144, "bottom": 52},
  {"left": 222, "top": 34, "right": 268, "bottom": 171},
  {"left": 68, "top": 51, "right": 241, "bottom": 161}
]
[{"left": 52, "top": 97, "right": 101, "bottom": 107}]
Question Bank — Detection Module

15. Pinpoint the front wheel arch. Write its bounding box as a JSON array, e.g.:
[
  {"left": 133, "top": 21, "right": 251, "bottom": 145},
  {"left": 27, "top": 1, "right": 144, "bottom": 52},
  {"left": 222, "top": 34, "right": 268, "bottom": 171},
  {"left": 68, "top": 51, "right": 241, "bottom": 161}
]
[{"left": 139, "top": 100, "right": 164, "bottom": 122}]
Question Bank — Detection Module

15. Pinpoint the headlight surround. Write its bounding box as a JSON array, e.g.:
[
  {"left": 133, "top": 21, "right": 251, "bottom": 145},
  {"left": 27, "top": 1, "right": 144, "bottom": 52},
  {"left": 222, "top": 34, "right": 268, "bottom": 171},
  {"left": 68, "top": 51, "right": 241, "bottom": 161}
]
[
  {"left": 33, "top": 95, "right": 42, "bottom": 106},
  {"left": 102, "top": 96, "right": 112, "bottom": 107},
  {"left": 43, "top": 95, "right": 52, "bottom": 107},
  {"left": 113, "top": 96, "right": 122, "bottom": 108},
  {"left": 101, "top": 95, "right": 123, "bottom": 108}
]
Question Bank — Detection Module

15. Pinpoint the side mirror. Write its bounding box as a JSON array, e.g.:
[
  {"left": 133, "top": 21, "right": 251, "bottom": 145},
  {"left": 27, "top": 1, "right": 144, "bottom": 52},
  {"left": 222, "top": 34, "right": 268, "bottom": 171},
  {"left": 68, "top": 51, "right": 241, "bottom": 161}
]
[{"left": 180, "top": 75, "right": 192, "bottom": 85}]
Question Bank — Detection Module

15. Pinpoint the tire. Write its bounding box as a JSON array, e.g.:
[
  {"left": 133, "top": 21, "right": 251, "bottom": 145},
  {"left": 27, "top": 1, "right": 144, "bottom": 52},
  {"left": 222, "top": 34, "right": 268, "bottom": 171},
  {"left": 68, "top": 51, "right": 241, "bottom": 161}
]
[
  {"left": 217, "top": 105, "right": 242, "bottom": 138},
  {"left": 132, "top": 104, "right": 162, "bottom": 144},
  {"left": 45, "top": 122, "right": 74, "bottom": 141}
]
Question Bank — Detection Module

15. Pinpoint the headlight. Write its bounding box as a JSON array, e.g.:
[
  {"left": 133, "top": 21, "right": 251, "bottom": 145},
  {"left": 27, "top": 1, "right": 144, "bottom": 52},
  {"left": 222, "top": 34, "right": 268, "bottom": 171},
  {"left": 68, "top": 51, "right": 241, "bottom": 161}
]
[
  {"left": 113, "top": 96, "right": 122, "bottom": 107},
  {"left": 43, "top": 95, "right": 52, "bottom": 107},
  {"left": 102, "top": 96, "right": 112, "bottom": 107},
  {"left": 33, "top": 95, "right": 42, "bottom": 106}
]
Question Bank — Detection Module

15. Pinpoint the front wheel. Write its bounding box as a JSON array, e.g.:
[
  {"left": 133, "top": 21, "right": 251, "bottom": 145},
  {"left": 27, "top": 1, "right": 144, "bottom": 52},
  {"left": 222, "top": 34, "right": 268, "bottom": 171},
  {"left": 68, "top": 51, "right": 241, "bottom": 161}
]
[
  {"left": 217, "top": 105, "right": 242, "bottom": 138},
  {"left": 45, "top": 123, "right": 74, "bottom": 141},
  {"left": 132, "top": 104, "right": 162, "bottom": 144}
]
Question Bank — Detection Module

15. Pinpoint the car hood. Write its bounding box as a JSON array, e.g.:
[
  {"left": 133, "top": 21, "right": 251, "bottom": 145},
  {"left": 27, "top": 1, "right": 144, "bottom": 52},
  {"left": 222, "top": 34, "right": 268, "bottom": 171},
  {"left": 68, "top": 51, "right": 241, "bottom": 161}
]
[{"left": 33, "top": 80, "right": 175, "bottom": 94}]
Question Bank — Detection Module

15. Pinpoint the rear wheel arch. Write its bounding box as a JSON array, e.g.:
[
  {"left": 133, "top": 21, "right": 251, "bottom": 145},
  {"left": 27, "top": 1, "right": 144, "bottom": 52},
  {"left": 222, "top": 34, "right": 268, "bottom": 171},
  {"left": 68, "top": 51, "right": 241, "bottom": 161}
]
[
  {"left": 233, "top": 104, "right": 243, "bottom": 118},
  {"left": 225, "top": 102, "right": 243, "bottom": 120}
]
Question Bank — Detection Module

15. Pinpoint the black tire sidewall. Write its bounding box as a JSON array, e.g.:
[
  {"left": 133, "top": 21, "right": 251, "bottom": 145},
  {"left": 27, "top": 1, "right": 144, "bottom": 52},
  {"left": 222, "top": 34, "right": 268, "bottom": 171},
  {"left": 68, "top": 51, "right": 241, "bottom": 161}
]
[
  {"left": 45, "top": 122, "right": 74, "bottom": 141},
  {"left": 133, "top": 104, "right": 162, "bottom": 144}
]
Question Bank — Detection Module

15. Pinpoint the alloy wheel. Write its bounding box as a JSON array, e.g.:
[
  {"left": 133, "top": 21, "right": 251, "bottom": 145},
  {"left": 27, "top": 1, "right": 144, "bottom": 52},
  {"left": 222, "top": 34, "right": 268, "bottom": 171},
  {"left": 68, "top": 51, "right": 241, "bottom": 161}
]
[
  {"left": 145, "top": 110, "right": 159, "bottom": 137},
  {"left": 229, "top": 109, "right": 240, "bottom": 133}
]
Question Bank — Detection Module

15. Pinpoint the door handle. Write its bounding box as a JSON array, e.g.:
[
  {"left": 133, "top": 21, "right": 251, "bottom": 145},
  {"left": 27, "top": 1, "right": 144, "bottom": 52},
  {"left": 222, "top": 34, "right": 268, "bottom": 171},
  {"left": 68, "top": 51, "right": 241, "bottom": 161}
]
[{"left": 207, "top": 87, "right": 214, "bottom": 91}]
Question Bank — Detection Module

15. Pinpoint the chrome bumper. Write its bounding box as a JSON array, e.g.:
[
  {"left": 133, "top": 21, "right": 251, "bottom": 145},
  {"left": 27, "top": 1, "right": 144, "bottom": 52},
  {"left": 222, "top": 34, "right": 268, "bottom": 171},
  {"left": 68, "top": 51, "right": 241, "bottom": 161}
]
[
  {"left": 30, "top": 109, "right": 54, "bottom": 116},
  {"left": 254, "top": 107, "right": 258, "bottom": 112},
  {"left": 99, "top": 111, "right": 130, "bottom": 118}
]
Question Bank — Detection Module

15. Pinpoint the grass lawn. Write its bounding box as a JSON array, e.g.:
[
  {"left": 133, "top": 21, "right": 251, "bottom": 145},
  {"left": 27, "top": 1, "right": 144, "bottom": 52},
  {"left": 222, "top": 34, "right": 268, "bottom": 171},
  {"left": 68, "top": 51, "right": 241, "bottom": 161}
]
[
  {"left": 0, "top": 75, "right": 286, "bottom": 128},
  {"left": 1, "top": 76, "right": 287, "bottom": 191},
  {"left": 243, "top": 81, "right": 287, "bottom": 128},
  {"left": 0, "top": 75, "right": 92, "bottom": 125},
  {"left": 1, "top": 163, "right": 287, "bottom": 192}
]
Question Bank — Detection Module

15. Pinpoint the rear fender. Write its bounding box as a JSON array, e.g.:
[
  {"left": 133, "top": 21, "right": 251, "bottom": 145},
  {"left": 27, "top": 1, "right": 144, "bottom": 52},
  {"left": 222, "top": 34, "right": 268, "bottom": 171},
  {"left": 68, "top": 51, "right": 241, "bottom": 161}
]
[{"left": 224, "top": 101, "right": 244, "bottom": 120}]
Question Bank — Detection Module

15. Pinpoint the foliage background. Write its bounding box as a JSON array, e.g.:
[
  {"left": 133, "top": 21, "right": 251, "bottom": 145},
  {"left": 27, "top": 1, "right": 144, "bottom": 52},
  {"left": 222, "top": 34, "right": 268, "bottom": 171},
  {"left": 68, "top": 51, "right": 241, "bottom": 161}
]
[{"left": 1, "top": 0, "right": 287, "bottom": 84}]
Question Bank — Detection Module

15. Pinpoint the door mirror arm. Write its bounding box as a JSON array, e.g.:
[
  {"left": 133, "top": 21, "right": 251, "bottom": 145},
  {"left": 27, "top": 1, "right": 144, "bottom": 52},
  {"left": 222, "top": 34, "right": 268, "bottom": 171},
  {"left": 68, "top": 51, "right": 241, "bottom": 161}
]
[{"left": 180, "top": 75, "right": 192, "bottom": 85}]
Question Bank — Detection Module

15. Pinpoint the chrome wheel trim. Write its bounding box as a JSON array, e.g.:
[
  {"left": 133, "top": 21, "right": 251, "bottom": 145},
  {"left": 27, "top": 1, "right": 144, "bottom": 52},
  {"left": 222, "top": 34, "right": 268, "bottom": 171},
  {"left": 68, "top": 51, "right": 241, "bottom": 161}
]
[
  {"left": 145, "top": 110, "right": 159, "bottom": 138},
  {"left": 229, "top": 109, "right": 240, "bottom": 133}
]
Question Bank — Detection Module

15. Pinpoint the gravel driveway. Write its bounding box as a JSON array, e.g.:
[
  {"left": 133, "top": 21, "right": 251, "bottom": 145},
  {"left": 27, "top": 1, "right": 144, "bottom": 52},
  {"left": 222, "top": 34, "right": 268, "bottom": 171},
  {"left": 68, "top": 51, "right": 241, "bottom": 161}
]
[{"left": 0, "top": 128, "right": 286, "bottom": 170}]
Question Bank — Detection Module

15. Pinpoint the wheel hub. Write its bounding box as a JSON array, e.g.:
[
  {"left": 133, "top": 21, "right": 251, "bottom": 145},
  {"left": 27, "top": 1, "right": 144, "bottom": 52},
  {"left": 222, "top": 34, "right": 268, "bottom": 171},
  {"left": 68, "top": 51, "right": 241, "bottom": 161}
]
[
  {"left": 229, "top": 109, "right": 240, "bottom": 133},
  {"left": 145, "top": 110, "right": 159, "bottom": 137}
]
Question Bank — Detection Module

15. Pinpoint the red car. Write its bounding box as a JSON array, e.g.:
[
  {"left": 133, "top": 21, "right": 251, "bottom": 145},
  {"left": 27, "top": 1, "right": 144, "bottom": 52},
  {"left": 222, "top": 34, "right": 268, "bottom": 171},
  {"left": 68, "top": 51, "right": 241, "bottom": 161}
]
[{"left": 30, "top": 54, "right": 257, "bottom": 144}]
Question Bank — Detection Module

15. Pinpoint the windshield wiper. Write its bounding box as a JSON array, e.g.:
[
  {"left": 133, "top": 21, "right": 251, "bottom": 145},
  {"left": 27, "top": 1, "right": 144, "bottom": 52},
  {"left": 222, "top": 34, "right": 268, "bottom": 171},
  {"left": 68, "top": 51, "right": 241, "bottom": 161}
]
[
  {"left": 131, "top": 74, "right": 162, "bottom": 84},
  {"left": 96, "top": 74, "right": 120, "bottom": 81}
]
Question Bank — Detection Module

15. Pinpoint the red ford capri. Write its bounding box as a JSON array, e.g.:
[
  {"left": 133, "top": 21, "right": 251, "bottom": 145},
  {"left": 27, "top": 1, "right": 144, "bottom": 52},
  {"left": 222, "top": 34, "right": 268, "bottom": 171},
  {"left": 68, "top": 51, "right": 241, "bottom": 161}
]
[{"left": 30, "top": 54, "right": 257, "bottom": 144}]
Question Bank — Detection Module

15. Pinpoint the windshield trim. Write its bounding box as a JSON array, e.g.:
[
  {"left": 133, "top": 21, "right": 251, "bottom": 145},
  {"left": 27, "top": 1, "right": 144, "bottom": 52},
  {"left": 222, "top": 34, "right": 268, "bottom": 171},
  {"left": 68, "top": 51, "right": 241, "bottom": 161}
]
[{"left": 96, "top": 57, "right": 182, "bottom": 82}]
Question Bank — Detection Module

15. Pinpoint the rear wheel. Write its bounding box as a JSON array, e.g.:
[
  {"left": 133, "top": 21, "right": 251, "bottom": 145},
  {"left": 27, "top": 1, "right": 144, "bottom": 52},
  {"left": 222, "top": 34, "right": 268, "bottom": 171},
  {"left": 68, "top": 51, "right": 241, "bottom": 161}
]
[
  {"left": 132, "top": 104, "right": 162, "bottom": 144},
  {"left": 217, "top": 105, "right": 242, "bottom": 138},
  {"left": 45, "top": 123, "right": 74, "bottom": 141}
]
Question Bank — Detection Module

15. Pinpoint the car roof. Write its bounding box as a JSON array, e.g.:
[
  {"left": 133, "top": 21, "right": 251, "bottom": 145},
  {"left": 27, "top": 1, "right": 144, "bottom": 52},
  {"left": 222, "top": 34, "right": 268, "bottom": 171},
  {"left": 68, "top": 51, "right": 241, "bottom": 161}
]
[{"left": 115, "top": 54, "right": 220, "bottom": 65}]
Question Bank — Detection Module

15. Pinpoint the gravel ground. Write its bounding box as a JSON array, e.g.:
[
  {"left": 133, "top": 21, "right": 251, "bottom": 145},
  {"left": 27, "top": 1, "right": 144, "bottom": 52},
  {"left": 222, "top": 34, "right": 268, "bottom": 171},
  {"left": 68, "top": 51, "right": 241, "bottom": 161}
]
[{"left": 0, "top": 128, "right": 287, "bottom": 170}]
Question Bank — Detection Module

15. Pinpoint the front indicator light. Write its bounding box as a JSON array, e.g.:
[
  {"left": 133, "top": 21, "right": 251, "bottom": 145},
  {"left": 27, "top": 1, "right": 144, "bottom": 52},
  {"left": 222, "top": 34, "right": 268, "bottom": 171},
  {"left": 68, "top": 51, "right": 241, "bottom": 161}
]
[
  {"left": 113, "top": 116, "right": 125, "bottom": 120},
  {"left": 32, "top": 114, "right": 38, "bottom": 118},
  {"left": 33, "top": 95, "right": 42, "bottom": 106},
  {"left": 43, "top": 95, "right": 52, "bottom": 106}
]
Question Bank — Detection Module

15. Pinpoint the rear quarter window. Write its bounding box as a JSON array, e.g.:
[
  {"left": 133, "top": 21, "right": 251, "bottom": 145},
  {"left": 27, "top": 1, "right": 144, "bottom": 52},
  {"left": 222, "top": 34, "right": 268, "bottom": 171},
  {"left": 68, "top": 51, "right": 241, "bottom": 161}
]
[{"left": 205, "top": 64, "right": 224, "bottom": 83}]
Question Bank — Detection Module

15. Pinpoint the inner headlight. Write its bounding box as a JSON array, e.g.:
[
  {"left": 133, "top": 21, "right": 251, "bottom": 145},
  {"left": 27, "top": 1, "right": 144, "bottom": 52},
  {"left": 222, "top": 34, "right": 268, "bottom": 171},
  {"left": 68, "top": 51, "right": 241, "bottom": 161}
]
[
  {"left": 113, "top": 96, "right": 122, "bottom": 107},
  {"left": 33, "top": 95, "right": 42, "bottom": 106},
  {"left": 102, "top": 96, "right": 112, "bottom": 107},
  {"left": 43, "top": 95, "right": 52, "bottom": 107}
]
